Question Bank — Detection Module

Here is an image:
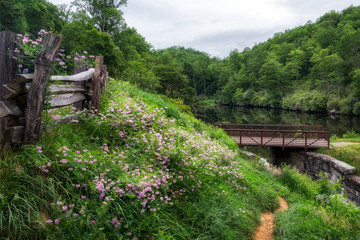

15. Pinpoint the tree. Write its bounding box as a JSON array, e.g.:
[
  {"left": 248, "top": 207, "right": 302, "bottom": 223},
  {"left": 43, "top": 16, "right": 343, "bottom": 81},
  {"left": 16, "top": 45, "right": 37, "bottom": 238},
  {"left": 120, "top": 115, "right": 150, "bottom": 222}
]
[
  {"left": 61, "top": 21, "right": 124, "bottom": 68},
  {"left": 0, "top": 0, "right": 27, "bottom": 33},
  {"left": 73, "top": 0, "right": 127, "bottom": 35},
  {"left": 114, "top": 27, "right": 152, "bottom": 62},
  {"left": 20, "top": 0, "right": 65, "bottom": 35},
  {"left": 283, "top": 49, "right": 305, "bottom": 81},
  {"left": 258, "top": 53, "right": 284, "bottom": 104}
]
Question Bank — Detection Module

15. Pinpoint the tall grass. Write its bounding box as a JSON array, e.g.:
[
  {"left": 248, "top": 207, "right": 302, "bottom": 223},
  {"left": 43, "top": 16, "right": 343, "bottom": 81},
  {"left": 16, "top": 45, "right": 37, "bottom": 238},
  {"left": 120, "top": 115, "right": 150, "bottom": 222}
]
[
  {"left": 275, "top": 166, "right": 360, "bottom": 239},
  {"left": 0, "top": 79, "right": 277, "bottom": 239},
  {"left": 318, "top": 144, "right": 360, "bottom": 175},
  {"left": 1, "top": 79, "right": 359, "bottom": 239}
]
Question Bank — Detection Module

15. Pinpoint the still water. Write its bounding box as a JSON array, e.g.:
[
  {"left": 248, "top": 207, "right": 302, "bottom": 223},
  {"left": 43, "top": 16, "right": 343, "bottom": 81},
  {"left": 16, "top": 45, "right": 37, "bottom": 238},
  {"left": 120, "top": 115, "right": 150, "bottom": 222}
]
[{"left": 191, "top": 105, "right": 360, "bottom": 137}]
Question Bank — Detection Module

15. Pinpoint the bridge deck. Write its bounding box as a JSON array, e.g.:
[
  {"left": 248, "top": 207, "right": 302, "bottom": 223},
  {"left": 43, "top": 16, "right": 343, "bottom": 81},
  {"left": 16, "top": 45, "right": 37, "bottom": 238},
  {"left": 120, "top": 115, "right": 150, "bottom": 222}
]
[
  {"left": 214, "top": 124, "right": 330, "bottom": 150},
  {"left": 231, "top": 136, "right": 329, "bottom": 149}
]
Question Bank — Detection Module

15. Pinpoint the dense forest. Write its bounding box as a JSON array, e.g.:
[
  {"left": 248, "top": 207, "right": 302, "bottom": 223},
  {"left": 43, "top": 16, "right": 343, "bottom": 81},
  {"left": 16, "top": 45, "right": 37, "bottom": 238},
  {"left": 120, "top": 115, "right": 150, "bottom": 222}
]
[{"left": 1, "top": 0, "right": 360, "bottom": 115}]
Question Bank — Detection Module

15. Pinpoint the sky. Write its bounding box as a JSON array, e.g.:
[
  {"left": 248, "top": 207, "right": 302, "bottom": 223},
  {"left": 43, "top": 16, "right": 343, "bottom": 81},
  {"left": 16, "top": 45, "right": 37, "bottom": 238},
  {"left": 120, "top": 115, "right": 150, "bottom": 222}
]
[{"left": 48, "top": 0, "right": 359, "bottom": 58}]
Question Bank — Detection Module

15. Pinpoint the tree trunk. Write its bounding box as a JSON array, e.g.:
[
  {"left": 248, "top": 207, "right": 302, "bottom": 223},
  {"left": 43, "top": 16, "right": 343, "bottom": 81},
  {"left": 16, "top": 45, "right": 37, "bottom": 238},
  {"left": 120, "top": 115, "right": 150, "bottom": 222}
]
[{"left": 24, "top": 33, "right": 62, "bottom": 144}]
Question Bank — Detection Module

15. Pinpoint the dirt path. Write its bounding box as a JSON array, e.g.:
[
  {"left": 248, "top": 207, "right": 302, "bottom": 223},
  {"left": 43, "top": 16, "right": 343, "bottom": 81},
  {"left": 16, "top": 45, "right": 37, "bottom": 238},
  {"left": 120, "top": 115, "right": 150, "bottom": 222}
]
[
  {"left": 331, "top": 142, "right": 360, "bottom": 148},
  {"left": 254, "top": 197, "right": 288, "bottom": 240}
]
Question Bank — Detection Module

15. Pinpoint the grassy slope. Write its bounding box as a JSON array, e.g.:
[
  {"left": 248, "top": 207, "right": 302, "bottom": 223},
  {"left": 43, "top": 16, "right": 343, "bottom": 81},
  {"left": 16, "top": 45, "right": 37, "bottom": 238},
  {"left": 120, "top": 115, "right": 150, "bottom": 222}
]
[
  {"left": 318, "top": 132, "right": 360, "bottom": 174},
  {"left": 0, "top": 80, "right": 359, "bottom": 239}
]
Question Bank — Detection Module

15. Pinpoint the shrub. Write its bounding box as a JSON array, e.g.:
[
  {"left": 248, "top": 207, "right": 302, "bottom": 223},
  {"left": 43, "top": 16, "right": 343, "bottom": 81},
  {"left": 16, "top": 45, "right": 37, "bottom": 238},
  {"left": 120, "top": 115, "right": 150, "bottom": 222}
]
[
  {"left": 339, "top": 98, "right": 353, "bottom": 114},
  {"left": 326, "top": 97, "right": 341, "bottom": 112},
  {"left": 353, "top": 101, "right": 360, "bottom": 115},
  {"left": 282, "top": 90, "right": 327, "bottom": 112}
]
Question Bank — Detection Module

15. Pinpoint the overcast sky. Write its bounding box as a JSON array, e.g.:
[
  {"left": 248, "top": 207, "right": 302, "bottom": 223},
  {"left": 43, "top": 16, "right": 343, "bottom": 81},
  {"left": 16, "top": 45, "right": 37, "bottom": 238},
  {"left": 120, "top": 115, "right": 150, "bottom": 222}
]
[{"left": 48, "top": 0, "right": 359, "bottom": 58}]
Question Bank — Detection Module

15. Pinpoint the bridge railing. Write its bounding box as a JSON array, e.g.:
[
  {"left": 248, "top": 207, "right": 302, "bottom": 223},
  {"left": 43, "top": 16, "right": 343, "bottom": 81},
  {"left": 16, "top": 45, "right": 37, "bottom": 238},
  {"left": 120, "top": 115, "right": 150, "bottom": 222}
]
[
  {"left": 214, "top": 123, "right": 324, "bottom": 131},
  {"left": 217, "top": 127, "right": 330, "bottom": 150}
]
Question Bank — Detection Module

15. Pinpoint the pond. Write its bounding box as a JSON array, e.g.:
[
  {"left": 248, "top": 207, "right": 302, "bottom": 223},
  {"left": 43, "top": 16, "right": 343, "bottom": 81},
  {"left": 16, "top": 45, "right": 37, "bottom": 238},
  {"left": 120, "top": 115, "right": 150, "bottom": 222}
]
[{"left": 191, "top": 105, "right": 360, "bottom": 137}]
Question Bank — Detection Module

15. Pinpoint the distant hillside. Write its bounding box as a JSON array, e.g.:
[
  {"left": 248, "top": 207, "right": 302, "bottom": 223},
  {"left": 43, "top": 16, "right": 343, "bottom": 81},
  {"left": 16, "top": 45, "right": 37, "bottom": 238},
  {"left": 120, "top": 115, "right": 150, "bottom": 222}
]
[{"left": 217, "top": 5, "right": 360, "bottom": 115}]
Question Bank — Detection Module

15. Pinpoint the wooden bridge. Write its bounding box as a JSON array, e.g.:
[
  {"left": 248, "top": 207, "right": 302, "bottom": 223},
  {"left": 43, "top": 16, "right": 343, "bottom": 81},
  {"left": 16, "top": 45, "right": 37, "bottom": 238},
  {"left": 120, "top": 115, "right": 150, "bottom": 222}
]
[{"left": 214, "top": 124, "right": 330, "bottom": 150}]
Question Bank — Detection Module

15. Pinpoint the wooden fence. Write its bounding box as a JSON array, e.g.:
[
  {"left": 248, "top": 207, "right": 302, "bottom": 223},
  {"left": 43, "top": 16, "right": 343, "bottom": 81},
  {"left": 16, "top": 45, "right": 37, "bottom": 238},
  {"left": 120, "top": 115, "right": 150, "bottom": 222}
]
[{"left": 0, "top": 31, "right": 108, "bottom": 146}]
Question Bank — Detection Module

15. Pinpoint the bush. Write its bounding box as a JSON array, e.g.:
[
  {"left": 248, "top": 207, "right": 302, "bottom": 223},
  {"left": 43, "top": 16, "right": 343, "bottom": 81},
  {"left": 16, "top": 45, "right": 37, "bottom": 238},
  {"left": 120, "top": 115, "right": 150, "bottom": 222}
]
[
  {"left": 353, "top": 101, "right": 360, "bottom": 115},
  {"left": 279, "top": 166, "right": 318, "bottom": 199},
  {"left": 327, "top": 97, "right": 341, "bottom": 112},
  {"left": 282, "top": 90, "right": 327, "bottom": 112},
  {"left": 339, "top": 98, "right": 353, "bottom": 114}
]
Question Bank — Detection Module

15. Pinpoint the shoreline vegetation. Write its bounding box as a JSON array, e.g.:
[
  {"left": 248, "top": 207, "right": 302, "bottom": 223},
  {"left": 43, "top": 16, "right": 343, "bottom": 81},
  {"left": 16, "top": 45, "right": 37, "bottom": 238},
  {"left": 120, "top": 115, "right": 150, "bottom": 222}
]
[{"left": 193, "top": 101, "right": 360, "bottom": 117}]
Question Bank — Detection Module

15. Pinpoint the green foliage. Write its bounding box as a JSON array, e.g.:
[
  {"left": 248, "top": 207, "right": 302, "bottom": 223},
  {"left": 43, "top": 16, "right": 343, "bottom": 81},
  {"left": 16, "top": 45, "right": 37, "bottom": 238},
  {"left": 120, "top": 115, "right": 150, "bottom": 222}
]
[
  {"left": 319, "top": 142, "right": 360, "bottom": 175},
  {"left": 0, "top": 0, "right": 65, "bottom": 35},
  {"left": 279, "top": 166, "right": 318, "bottom": 199},
  {"left": 61, "top": 21, "right": 123, "bottom": 68},
  {"left": 215, "top": 6, "right": 360, "bottom": 115},
  {"left": 114, "top": 27, "right": 152, "bottom": 62},
  {"left": 282, "top": 90, "right": 327, "bottom": 112},
  {"left": 275, "top": 166, "right": 360, "bottom": 239},
  {"left": 0, "top": 80, "right": 280, "bottom": 239},
  {"left": 72, "top": 0, "right": 127, "bottom": 35},
  {"left": 0, "top": 0, "right": 28, "bottom": 33}
]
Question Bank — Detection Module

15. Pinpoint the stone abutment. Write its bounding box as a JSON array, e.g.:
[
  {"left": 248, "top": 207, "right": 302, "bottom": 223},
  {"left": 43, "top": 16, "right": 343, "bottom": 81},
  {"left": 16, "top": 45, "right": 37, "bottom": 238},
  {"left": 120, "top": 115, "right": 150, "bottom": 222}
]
[{"left": 269, "top": 148, "right": 360, "bottom": 205}]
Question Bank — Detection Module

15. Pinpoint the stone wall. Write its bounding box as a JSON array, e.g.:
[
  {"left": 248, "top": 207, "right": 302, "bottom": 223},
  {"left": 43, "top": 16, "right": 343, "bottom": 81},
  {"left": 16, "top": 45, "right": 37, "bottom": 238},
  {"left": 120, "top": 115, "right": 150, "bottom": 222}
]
[{"left": 270, "top": 148, "right": 360, "bottom": 205}]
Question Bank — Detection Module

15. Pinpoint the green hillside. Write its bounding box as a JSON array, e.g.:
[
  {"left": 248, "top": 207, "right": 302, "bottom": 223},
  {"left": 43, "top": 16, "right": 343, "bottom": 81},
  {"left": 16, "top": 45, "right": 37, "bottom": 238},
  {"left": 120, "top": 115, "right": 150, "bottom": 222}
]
[
  {"left": 1, "top": 80, "right": 360, "bottom": 239},
  {"left": 217, "top": 5, "right": 360, "bottom": 115}
]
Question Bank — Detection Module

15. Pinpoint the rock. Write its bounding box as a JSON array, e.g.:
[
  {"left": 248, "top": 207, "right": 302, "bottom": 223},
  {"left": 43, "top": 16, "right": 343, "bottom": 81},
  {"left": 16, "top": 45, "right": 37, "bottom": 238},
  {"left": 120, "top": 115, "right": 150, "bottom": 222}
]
[
  {"left": 241, "top": 150, "right": 257, "bottom": 160},
  {"left": 330, "top": 109, "right": 337, "bottom": 115}
]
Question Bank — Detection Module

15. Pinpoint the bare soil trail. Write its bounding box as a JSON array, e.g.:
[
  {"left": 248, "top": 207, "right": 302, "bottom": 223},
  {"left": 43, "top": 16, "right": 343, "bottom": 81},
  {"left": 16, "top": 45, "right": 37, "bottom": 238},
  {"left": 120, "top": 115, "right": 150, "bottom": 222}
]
[
  {"left": 253, "top": 197, "right": 288, "bottom": 240},
  {"left": 331, "top": 142, "right": 360, "bottom": 148}
]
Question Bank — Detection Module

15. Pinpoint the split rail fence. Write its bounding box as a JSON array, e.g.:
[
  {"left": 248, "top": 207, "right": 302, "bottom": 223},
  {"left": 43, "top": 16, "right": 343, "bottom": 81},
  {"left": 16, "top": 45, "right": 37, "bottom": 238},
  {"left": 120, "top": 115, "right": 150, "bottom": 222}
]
[{"left": 0, "top": 31, "right": 108, "bottom": 146}]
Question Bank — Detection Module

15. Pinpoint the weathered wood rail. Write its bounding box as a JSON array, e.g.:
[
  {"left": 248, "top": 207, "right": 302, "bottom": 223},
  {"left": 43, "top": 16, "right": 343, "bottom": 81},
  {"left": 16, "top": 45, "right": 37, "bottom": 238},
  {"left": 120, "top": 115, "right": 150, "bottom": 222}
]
[
  {"left": 0, "top": 31, "right": 108, "bottom": 146},
  {"left": 214, "top": 124, "right": 330, "bottom": 150}
]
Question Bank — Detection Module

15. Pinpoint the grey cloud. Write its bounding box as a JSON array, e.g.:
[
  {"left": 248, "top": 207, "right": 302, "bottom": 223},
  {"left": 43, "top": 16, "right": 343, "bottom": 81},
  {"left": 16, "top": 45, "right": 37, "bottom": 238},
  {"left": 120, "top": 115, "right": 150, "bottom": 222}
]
[{"left": 183, "top": 27, "right": 287, "bottom": 57}]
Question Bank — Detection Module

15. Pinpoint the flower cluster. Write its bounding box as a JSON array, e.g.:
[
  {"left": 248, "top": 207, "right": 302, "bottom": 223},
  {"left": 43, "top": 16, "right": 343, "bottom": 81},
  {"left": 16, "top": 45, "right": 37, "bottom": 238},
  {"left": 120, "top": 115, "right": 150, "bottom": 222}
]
[
  {"left": 35, "top": 82, "right": 246, "bottom": 238},
  {"left": 12, "top": 29, "right": 95, "bottom": 75}
]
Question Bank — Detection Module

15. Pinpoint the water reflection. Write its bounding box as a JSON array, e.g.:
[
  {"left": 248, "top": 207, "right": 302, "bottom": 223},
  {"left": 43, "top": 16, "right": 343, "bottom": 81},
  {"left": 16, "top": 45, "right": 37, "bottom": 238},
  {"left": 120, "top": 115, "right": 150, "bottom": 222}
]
[{"left": 192, "top": 105, "right": 360, "bottom": 136}]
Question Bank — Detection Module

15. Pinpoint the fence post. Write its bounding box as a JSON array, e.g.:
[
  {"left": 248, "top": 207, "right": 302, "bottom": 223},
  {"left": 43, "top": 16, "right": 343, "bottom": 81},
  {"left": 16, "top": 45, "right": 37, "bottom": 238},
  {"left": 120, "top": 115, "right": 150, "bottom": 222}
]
[
  {"left": 73, "top": 59, "right": 88, "bottom": 110},
  {"left": 24, "top": 33, "right": 62, "bottom": 144},
  {"left": 92, "top": 56, "right": 104, "bottom": 110},
  {"left": 0, "top": 31, "right": 17, "bottom": 148}
]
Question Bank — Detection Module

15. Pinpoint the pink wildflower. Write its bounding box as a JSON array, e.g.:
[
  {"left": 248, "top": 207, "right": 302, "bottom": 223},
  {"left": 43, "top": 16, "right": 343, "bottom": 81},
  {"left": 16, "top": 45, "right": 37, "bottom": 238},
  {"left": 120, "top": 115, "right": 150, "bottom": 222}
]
[{"left": 22, "top": 37, "right": 29, "bottom": 44}]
